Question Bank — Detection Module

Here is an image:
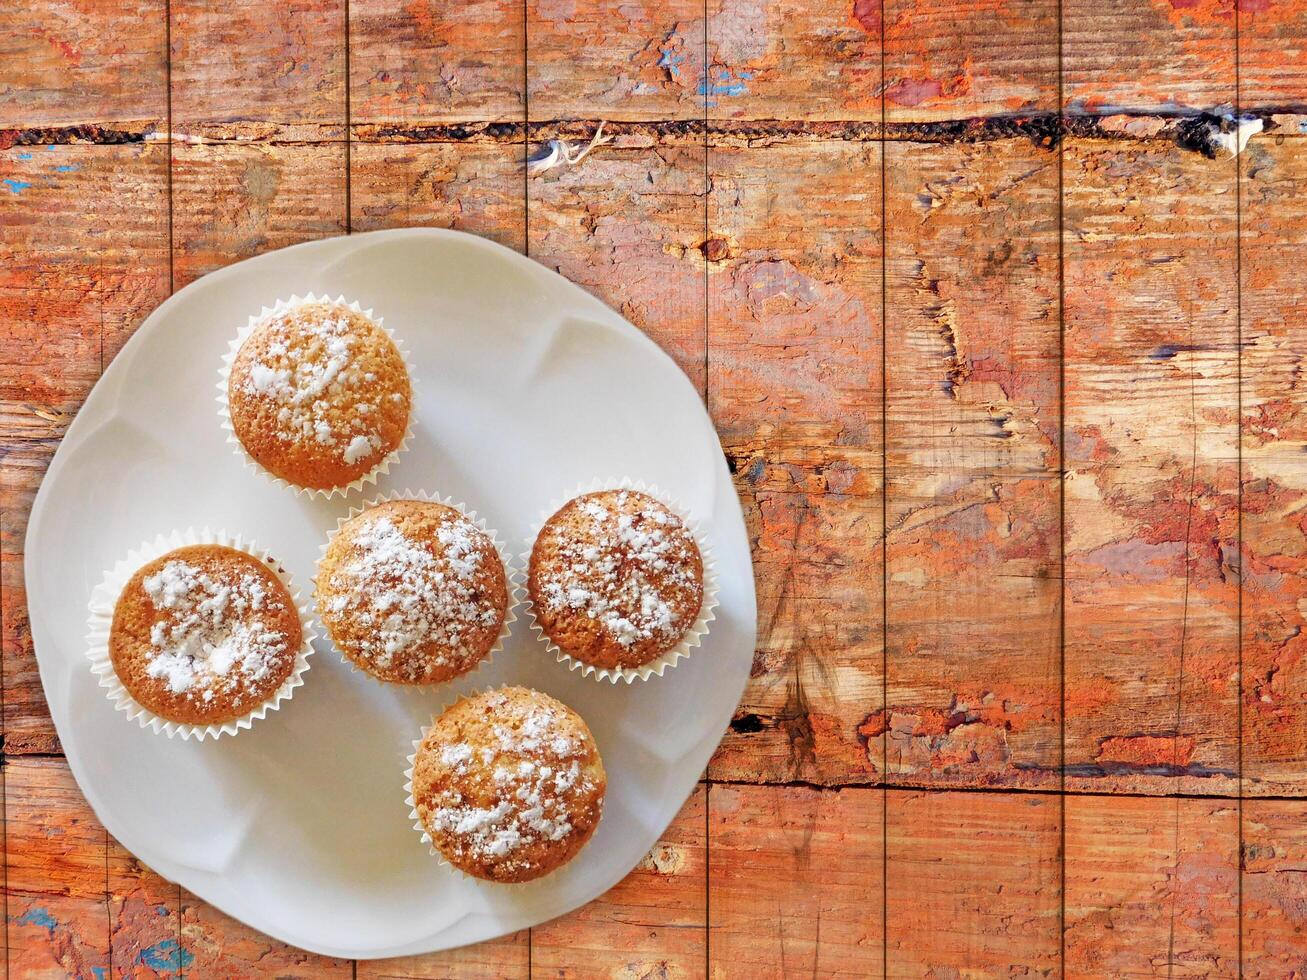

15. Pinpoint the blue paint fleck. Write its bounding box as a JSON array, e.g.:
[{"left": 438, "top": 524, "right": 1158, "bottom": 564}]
[
  {"left": 658, "top": 49, "right": 684, "bottom": 77},
  {"left": 16, "top": 907, "right": 57, "bottom": 933},
  {"left": 54, "top": 164, "right": 77, "bottom": 172},
  {"left": 3, "top": 179, "right": 31, "bottom": 194},
  {"left": 92, "top": 968, "right": 108, "bottom": 980},
  {"left": 156, "top": 904, "right": 169, "bottom": 916},
  {"left": 139, "top": 939, "right": 195, "bottom": 972},
  {"left": 46, "top": 144, "right": 57, "bottom": 151},
  {"left": 699, "top": 67, "right": 752, "bottom": 105},
  {"left": 16, "top": 152, "right": 32, "bottom": 160}
]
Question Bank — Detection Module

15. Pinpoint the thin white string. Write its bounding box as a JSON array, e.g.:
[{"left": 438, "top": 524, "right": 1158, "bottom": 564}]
[{"left": 527, "top": 122, "right": 613, "bottom": 174}]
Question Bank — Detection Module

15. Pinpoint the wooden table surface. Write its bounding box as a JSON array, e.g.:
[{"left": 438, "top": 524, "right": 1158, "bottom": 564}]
[{"left": 3, "top": 0, "right": 1307, "bottom": 976}]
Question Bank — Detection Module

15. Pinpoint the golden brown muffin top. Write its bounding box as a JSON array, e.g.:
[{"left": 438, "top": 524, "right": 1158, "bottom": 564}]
[
  {"left": 227, "top": 300, "right": 410, "bottom": 491},
  {"left": 317, "top": 500, "right": 509, "bottom": 685},
  {"left": 411, "top": 687, "right": 606, "bottom": 883},
  {"left": 528, "top": 490, "right": 703, "bottom": 670},
  {"left": 109, "top": 545, "right": 302, "bottom": 726}
]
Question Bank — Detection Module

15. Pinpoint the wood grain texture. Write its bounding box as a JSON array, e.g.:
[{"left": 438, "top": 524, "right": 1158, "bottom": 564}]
[
  {"left": 708, "top": 783, "right": 883, "bottom": 978},
  {"left": 527, "top": 0, "right": 705, "bottom": 122},
  {"left": 358, "top": 932, "right": 529, "bottom": 980},
  {"left": 351, "top": 142, "right": 526, "bottom": 252},
  {"left": 532, "top": 784, "right": 706, "bottom": 978},
  {"left": 1064, "top": 794, "right": 1239, "bottom": 977},
  {"left": 1238, "top": 0, "right": 1307, "bottom": 109},
  {"left": 704, "top": 0, "right": 881, "bottom": 121},
  {"left": 5, "top": 757, "right": 110, "bottom": 979},
  {"left": 349, "top": 0, "right": 524, "bottom": 126},
  {"left": 1242, "top": 799, "right": 1307, "bottom": 977},
  {"left": 170, "top": 0, "right": 346, "bottom": 140},
  {"left": 884, "top": 789, "right": 1061, "bottom": 976},
  {"left": 171, "top": 142, "right": 348, "bottom": 288},
  {"left": 883, "top": 0, "right": 1057, "bottom": 123},
  {"left": 883, "top": 139, "right": 1061, "bottom": 789},
  {"left": 0, "top": 0, "right": 166, "bottom": 129},
  {"left": 1240, "top": 135, "right": 1307, "bottom": 797},
  {"left": 9, "top": 0, "right": 1307, "bottom": 971},
  {"left": 1063, "top": 0, "right": 1234, "bottom": 112},
  {"left": 180, "top": 895, "right": 353, "bottom": 978},
  {"left": 1063, "top": 139, "right": 1240, "bottom": 796},
  {"left": 107, "top": 835, "right": 180, "bottom": 978},
  {"left": 706, "top": 142, "right": 883, "bottom": 786}
]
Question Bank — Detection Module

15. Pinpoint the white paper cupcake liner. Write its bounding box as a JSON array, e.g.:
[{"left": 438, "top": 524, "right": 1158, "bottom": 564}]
[
  {"left": 402, "top": 685, "right": 601, "bottom": 887},
  {"left": 85, "top": 528, "right": 318, "bottom": 741},
  {"left": 313, "top": 490, "right": 522, "bottom": 685},
  {"left": 217, "top": 293, "right": 416, "bottom": 500},
  {"left": 521, "top": 477, "right": 719, "bottom": 684}
]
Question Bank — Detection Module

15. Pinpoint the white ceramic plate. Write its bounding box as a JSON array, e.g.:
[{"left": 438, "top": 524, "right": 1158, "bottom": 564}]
[{"left": 25, "top": 228, "right": 755, "bottom": 959}]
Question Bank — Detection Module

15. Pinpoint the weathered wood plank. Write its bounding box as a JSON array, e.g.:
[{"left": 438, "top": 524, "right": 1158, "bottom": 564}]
[
  {"left": 527, "top": 141, "right": 706, "bottom": 392},
  {"left": 351, "top": 142, "right": 525, "bottom": 252},
  {"left": 171, "top": 142, "right": 348, "bottom": 288},
  {"left": 0, "top": 0, "right": 167, "bottom": 129},
  {"left": 1242, "top": 799, "right": 1307, "bottom": 977},
  {"left": 1063, "top": 0, "right": 1235, "bottom": 113},
  {"left": 1240, "top": 136, "right": 1307, "bottom": 796},
  {"left": 883, "top": 0, "right": 1057, "bottom": 123},
  {"left": 350, "top": 0, "right": 524, "bottom": 127},
  {"left": 706, "top": 142, "right": 883, "bottom": 786},
  {"left": 171, "top": 0, "right": 345, "bottom": 140},
  {"left": 1063, "top": 139, "right": 1240, "bottom": 795},
  {"left": 883, "top": 139, "right": 1061, "bottom": 790},
  {"left": 5, "top": 757, "right": 110, "bottom": 978},
  {"left": 1063, "top": 794, "right": 1239, "bottom": 977},
  {"left": 704, "top": 0, "right": 880, "bottom": 121},
  {"left": 359, "top": 933, "right": 529, "bottom": 980},
  {"left": 1, "top": 143, "right": 170, "bottom": 752},
  {"left": 532, "top": 783, "right": 706, "bottom": 977},
  {"left": 180, "top": 895, "right": 353, "bottom": 977},
  {"left": 107, "top": 836, "right": 181, "bottom": 978},
  {"left": 708, "top": 783, "right": 882, "bottom": 978},
  {"left": 1238, "top": 0, "right": 1307, "bottom": 110},
  {"left": 884, "top": 789, "right": 1061, "bottom": 976},
  {"left": 527, "top": 0, "right": 704, "bottom": 123}
]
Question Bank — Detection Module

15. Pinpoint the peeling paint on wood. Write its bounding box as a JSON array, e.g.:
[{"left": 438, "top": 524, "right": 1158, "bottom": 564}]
[
  {"left": 350, "top": 0, "right": 524, "bottom": 126},
  {"left": 1063, "top": 139, "right": 1241, "bottom": 796},
  {"left": 1241, "top": 136, "right": 1307, "bottom": 798},
  {"left": 885, "top": 139, "right": 1062, "bottom": 789},
  {"left": 884, "top": 0, "right": 1058, "bottom": 123}
]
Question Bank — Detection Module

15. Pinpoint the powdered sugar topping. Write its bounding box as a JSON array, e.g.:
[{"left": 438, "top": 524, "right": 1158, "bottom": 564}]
[
  {"left": 535, "top": 491, "right": 701, "bottom": 650},
  {"left": 234, "top": 301, "right": 397, "bottom": 466},
  {"left": 422, "top": 692, "right": 600, "bottom": 869},
  {"left": 138, "top": 557, "right": 292, "bottom": 705},
  {"left": 325, "top": 508, "right": 503, "bottom": 680}
]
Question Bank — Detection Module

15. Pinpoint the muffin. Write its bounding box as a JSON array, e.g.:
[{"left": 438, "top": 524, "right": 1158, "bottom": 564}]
[
  {"left": 108, "top": 544, "right": 303, "bottom": 727},
  {"left": 317, "top": 498, "right": 510, "bottom": 684},
  {"left": 226, "top": 297, "right": 411, "bottom": 492},
  {"left": 409, "top": 687, "right": 606, "bottom": 882},
  {"left": 528, "top": 489, "right": 704, "bottom": 672}
]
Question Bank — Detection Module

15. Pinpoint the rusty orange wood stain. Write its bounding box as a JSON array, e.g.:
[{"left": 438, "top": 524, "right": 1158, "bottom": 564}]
[{"left": 2, "top": 0, "right": 1307, "bottom": 975}]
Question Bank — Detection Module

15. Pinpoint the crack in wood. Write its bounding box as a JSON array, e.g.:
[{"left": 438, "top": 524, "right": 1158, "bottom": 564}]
[{"left": 7, "top": 108, "right": 1307, "bottom": 150}]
